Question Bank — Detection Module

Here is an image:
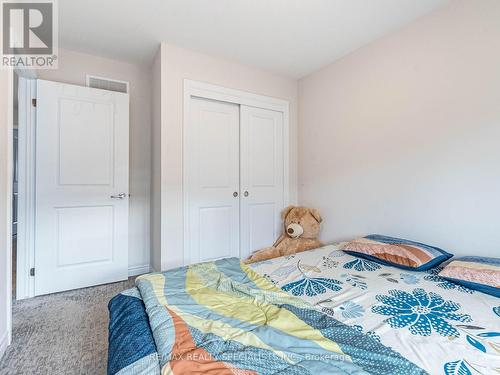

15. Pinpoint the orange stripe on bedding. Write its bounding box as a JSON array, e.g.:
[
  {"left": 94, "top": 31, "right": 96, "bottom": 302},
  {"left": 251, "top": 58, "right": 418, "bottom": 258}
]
[
  {"left": 397, "top": 245, "right": 432, "bottom": 263},
  {"left": 344, "top": 241, "right": 432, "bottom": 267},
  {"left": 167, "top": 308, "right": 257, "bottom": 375}
]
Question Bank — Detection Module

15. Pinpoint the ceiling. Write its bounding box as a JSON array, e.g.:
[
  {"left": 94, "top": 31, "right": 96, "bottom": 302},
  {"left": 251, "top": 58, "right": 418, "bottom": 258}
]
[{"left": 59, "top": 0, "right": 448, "bottom": 78}]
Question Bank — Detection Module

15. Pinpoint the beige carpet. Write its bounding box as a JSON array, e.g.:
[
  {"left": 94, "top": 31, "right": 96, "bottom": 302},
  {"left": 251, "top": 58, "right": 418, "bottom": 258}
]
[{"left": 0, "top": 278, "right": 135, "bottom": 375}]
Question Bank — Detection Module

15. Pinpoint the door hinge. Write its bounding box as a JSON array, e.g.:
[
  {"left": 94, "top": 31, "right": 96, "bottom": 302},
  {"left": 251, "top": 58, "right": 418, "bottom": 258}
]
[
  {"left": 30, "top": 268, "right": 35, "bottom": 276},
  {"left": 31, "top": 98, "right": 37, "bottom": 107}
]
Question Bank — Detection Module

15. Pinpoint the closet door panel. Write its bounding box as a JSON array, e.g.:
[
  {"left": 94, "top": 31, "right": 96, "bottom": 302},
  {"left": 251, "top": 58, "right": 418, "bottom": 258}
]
[
  {"left": 186, "top": 98, "right": 240, "bottom": 264},
  {"left": 240, "top": 106, "right": 284, "bottom": 259}
]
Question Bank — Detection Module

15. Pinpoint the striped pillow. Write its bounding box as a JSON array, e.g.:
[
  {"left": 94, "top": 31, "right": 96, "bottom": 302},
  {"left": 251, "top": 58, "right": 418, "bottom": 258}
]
[
  {"left": 340, "top": 234, "right": 453, "bottom": 271},
  {"left": 438, "top": 256, "right": 500, "bottom": 297}
]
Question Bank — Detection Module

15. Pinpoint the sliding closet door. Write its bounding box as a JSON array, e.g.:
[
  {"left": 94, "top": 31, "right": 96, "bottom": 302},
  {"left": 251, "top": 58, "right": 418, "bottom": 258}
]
[
  {"left": 240, "top": 106, "right": 284, "bottom": 259},
  {"left": 185, "top": 98, "right": 240, "bottom": 264}
]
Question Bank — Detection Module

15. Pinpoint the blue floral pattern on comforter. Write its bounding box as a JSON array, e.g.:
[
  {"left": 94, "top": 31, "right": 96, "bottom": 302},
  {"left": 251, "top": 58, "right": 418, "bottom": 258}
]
[{"left": 250, "top": 245, "right": 500, "bottom": 375}]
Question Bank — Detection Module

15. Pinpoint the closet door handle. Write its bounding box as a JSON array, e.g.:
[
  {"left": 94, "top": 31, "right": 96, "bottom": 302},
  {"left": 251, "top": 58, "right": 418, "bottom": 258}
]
[
  {"left": 233, "top": 192, "right": 238, "bottom": 198},
  {"left": 244, "top": 191, "right": 249, "bottom": 197}
]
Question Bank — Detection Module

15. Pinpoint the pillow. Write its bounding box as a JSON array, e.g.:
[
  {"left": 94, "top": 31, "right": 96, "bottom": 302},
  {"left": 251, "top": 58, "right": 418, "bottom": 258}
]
[
  {"left": 438, "top": 256, "right": 500, "bottom": 297},
  {"left": 340, "top": 234, "right": 453, "bottom": 271}
]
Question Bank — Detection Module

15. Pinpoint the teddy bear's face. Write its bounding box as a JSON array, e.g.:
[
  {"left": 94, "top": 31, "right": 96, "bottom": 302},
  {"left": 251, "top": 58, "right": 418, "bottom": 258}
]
[{"left": 283, "top": 206, "right": 322, "bottom": 239}]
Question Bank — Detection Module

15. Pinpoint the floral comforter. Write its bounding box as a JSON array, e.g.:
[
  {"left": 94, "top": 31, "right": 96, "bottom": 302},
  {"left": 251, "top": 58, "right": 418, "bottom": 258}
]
[{"left": 249, "top": 244, "right": 500, "bottom": 375}]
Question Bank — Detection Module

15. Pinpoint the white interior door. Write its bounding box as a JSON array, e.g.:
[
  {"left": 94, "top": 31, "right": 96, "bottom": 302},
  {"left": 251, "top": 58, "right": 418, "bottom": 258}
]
[
  {"left": 35, "top": 79, "right": 129, "bottom": 296},
  {"left": 240, "top": 106, "right": 284, "bottom": 259},
  {"left": 185, "top": 97, "right": 240, "bottom": 264}
]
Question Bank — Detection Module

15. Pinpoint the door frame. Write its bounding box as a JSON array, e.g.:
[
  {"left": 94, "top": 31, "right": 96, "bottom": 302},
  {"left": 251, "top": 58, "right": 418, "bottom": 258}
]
[
  {"left": 183, "top": 79, "right": 290, "bottom": 265},
  {"left": 16, "top": 77, "right": 36, "bottom": 300},
  {"left": 1, "top": 69, "right": 13, "bottom": 358}
]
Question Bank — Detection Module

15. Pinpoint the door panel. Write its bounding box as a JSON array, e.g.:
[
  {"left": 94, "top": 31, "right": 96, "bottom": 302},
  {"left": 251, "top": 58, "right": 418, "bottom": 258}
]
[
  {"left": 199, "top": 206, "right": 233, "bottom": 260},
  {"left": 55, "top": 206, "right": 114, "bottom": 266},
  {"left": 58, "top": 98, "right": 114, "bottom": 185},
  {"left": 186, "top": 98, "right": 240, "bottom": 264},
  {"left": 35, "top": 80, "right": 129, "bottom": 295},
  {"left": 250, "top": 119, "right": 276, "bottom": 186},
  {"left": 248, "top": 203, "right": 278, "bottom": 252},
  {"left": 240, "top": 106, "right": 284, "bottom": 259}
]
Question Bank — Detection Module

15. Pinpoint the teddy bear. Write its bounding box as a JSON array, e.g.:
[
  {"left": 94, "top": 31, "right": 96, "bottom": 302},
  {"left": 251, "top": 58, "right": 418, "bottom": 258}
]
[{"left": 244, "top": 205, "right": 323, "bottom": 263}]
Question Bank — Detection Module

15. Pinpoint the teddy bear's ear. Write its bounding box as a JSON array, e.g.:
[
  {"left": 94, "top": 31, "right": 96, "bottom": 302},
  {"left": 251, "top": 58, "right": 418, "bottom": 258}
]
[
  {"left": 281, "top": 205, "right": 295, "bottom": 219},
  {"left": 310, "top": 208, "right": 322, "bottom": 223}
]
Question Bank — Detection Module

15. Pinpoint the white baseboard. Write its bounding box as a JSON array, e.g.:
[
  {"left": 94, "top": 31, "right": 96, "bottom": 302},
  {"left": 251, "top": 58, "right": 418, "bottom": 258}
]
[
  {"left": 0, "top": 331, "right": 8, "bottom": 361},
  {"left": 128, "top": 264, "right": 151, "bottom": 277}
]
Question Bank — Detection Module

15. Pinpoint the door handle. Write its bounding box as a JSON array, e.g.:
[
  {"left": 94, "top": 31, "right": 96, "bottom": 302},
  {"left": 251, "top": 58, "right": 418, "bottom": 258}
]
[
  {"left": 244, "top": 191, "right": 249, "bottom": 197},
  {"left": 233, "top": 192, "right": 238, "bottom": 198},
  {"left": 110, "top": 193, "right": 127, "bottom": 199}
]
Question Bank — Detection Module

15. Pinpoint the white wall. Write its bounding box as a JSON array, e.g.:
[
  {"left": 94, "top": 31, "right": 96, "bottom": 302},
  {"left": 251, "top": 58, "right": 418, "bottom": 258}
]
[
  {"left": 38, "top": 48, "right": 152, "bottom": 272},
  {"left": 0, "top": 70, "right": 13, "bottom": 359},
  {"left": 154, "top": 43, "right": 298, "bottom": 270},
  {"left": 298, "top": 0, "right": 500, "bottom": 257}
]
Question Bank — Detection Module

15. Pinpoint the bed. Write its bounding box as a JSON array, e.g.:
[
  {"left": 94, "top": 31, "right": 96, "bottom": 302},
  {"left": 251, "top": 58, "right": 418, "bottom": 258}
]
[{"left": 108, "top": 244, "right": 500, "bottom": 375}]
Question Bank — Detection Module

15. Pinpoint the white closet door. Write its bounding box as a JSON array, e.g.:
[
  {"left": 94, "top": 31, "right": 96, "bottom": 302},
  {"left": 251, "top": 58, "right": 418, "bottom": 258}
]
[
  {"left": 240, "top": 106, "right": 284, "bottom": 259},
  {"left": 186, "top": 98, "right": 240, "bottom": 264}
]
